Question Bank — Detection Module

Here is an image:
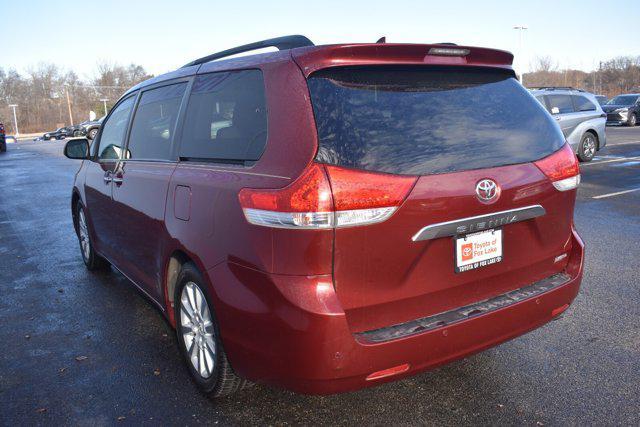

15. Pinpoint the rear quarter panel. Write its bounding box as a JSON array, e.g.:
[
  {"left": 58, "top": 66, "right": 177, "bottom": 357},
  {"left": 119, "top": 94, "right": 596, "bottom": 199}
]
[
  {"left": 567, "top": 116, "right": 607, "bottom": 150},
  {"left": 164, "top": 57, "right": 328, "bottom": 282}
]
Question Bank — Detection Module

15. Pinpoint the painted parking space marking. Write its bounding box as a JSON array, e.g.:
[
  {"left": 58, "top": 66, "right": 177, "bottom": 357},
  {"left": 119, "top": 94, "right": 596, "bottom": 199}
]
[
  {"left": 592, "top": 188, "right": 640, "bottom": 200},
  {"left": 611, "top": 161, "right": 640, "bottom": 167},
  {"left": 581, "top": 156, "right": 640, "bottom": 166},
  {"left": 606, "top": 140, "right": 640, "bottom": 147}
]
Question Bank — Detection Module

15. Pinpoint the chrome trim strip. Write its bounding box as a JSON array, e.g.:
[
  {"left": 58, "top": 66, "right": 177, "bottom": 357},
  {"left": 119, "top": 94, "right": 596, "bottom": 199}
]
[
  {"left": 356, "top": 272, "right": 571, "bottom": 344},
  {"left": 177, "top": 164, "right": 291, "bottom": 180},
  {"left": 411, "top": 205, "right": 546, "bottom": 241}
]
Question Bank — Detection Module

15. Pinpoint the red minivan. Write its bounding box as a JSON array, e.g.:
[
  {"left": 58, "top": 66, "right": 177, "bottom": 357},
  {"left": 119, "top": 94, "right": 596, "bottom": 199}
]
[{"left": 64, "top": 36, "right": 584, "bottom": 397}]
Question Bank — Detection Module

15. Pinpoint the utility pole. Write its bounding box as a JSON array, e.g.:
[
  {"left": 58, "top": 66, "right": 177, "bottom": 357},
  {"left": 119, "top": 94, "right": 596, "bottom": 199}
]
[
  {"left": 8, "top": 104, "right": 19, "bottom": 136},
  {"left": 65, "top": 85, "right": 74, "bottom": 125},
  {"left": 513, "top": 25, "right": 528, "bottom": 85},
  {"left": 100, "top": 98, "right": 109, "bottom": 116}
]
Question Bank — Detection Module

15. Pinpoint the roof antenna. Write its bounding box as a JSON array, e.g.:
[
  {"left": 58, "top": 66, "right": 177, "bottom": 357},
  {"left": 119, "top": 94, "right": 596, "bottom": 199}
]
[{"left": 376, "top": 36, "right": 386, "bottom": 43}]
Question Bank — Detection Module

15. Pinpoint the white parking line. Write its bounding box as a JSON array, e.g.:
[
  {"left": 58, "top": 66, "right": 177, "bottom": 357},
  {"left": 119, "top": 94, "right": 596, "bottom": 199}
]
[
  {"left": 592, "top": 188, "right": 640, "bottom": 199},
  {"left": 581, "top": 156, "right": 640, "bottom": 166},
  {"left": 607, "top": 140, "right": 640, "bottom": 147}
]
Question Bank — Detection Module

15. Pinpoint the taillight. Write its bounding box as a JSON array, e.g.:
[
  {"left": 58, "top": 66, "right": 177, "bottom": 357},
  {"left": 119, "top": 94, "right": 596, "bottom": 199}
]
[
  {"left": 534, "top": 143, "right": 580, "bottom": 191},
  {"left": 325, "top": 165, "right": 416, "bottom": 227},
  {"left": 238, "top": 163, "right": 417, "bottom": 229}
]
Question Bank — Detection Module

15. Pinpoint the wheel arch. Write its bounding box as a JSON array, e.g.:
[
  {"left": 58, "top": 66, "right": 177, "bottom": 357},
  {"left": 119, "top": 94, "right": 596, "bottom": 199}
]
[
  {"left": 71, "top": 189, "right": 81, "bottom": 233},
  {"left": 163, "top": 249, "right": 211, "bottom": 328}
]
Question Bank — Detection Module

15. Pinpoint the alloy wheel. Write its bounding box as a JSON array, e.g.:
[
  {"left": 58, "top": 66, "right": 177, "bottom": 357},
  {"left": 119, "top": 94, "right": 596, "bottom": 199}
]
[
  {"left": 583, "top": 136, "right": 596, "bottom": 158},
  {"left": 180, "top": 282, "right": 216, "bottom": 379},
  {"left": 78, "top": 209, "right": 91, "bottom": 260}
]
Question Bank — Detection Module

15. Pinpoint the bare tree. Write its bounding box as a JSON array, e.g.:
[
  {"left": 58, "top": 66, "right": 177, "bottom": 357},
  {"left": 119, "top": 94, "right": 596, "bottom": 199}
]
[
  {"left": 524, "top": 55, "right": 640, "bottom": 97},
  {"left": 532, "top": 56, "right": 558, "bottom": 73},
  {"left": 0, "top": 62, "right": 152, "bottom": 134}
]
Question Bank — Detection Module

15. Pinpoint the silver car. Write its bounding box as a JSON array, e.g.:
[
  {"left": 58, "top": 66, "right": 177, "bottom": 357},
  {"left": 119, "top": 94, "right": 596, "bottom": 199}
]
[{"left": 530, "top": 87, "right": 606, "bottom": 162}]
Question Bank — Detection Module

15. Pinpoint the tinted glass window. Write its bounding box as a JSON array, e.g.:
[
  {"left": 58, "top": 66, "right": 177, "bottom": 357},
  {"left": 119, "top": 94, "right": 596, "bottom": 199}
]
[
  {"left": 546, "top": 95, "right": 575, "bottom": 114},
  {"left": 97, "top": 96, "right": 135, "bottom": 160},
  {"left": 573, "top": 95, "right": 596, "bottom": 112},
  {"left": 127, "top": 83, "right": 186, "bottom": 160},
  {"left": 606, "top": 95, "right": 639, "bottom": 106},
  {"left": 307, "top": 67, "right": 565, "bottom": 175},
  {"left": 180, "top": 70, "right": 267, "bottom": 161}
]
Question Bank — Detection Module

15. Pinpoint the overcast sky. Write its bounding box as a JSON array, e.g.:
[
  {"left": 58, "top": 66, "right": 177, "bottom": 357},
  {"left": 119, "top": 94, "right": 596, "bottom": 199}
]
[{"left": 3, "top": 0, "right": 639, "bottom": 79}]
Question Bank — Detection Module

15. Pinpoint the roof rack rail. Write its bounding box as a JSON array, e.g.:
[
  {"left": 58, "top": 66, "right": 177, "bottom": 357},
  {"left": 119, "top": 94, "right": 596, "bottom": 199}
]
[
  {"left": 181, "top": 35, "right": 314, "bottom": 68},
  {"left": 528, "top": 86, "right": 585, "bottom": 92}
]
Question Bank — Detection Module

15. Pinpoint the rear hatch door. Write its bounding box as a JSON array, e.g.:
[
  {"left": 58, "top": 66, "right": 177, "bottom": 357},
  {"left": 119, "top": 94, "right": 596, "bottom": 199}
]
[{"left": 307, "top": 66, "right": 576, "bottom": 333}]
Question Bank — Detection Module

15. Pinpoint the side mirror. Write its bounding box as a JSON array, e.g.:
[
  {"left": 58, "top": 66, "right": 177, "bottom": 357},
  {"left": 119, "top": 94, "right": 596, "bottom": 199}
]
[
  {"left": 551, "top": 107, "right": 560, "bottom": 115},
  {"left": 64, "top": 138, "right": 90, "bottom": 160}
]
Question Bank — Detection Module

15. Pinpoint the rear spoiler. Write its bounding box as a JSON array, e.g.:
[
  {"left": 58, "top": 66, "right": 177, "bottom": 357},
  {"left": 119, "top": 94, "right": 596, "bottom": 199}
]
[{"left": 291, "top": 43, "right": 515, "bottom": 77}]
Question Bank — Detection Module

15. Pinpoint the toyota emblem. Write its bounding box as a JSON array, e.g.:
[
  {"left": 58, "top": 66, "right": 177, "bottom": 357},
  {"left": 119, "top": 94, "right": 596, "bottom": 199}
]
[{"left": 475, "top": 179, "right": 500, "bottom": 203}]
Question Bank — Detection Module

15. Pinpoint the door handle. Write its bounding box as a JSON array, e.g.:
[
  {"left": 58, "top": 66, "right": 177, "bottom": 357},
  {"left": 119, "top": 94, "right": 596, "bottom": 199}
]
[
  {"left": 103, "top": 171, "right": 112, "bottom": 184},
  {"left": 555, "top": 116, "right": 561, "bottom": 121},
  {"left": 113, "top": 172, "right": 124, "bottom": 186}
]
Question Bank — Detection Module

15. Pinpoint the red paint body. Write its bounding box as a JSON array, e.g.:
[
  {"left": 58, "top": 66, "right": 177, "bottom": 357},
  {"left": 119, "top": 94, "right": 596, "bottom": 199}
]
[{"left": 72, "top": 42, "right": 584, "bottom": 394}]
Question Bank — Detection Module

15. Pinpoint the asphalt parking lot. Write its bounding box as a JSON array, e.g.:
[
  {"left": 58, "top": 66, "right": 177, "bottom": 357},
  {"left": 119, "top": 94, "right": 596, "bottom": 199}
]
[{"left": 1, "top": 128, "right": 639, "bottom": 426}]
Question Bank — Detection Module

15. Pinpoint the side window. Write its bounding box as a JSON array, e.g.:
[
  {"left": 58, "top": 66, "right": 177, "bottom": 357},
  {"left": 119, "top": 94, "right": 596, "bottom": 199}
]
[
  {"left": 546, "top": 95, "right": 575, "bottom": 114},
  {"left": 534, "top": 95, "right": 548, "bottom": 111},
  {"left": 179, "top": 70, "right": 267, "bottom": 161},
  {"left": 573, "top": 95, "right": 596, "bottom": 112},
  {"left": 97, "top": 96, "right": 136, "bottom": 160},
  {"left": 127, "top": 83, "right": 187, "bottom": 160}
]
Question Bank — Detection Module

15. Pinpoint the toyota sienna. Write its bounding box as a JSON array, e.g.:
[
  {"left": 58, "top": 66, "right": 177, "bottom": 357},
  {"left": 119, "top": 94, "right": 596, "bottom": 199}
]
[{"left": 64, "top": 36, "right": 584, "bottom": 397}]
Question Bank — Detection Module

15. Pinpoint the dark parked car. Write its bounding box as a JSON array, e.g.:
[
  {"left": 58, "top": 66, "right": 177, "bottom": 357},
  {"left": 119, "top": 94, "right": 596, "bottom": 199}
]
[
  {"left": 0, "top": 123, "right": 6, "bottom": 152},
  {"left": 63, "top": 36, "right": 584, "bottom": 397},
  {"left": 602, "top": 94, "right": 640, "bottom": 126},
  {"left": 67, "top": 123, "right": 86, "bottom": 137},
  {"left": 79, "top": 116, "right": 104, "bottom": 140},
  {"left": 43, "top": 127, "right": 72, "bottom": 141},
  {"left": 594, "top": 95, "right": 608, "bottom": 106}
]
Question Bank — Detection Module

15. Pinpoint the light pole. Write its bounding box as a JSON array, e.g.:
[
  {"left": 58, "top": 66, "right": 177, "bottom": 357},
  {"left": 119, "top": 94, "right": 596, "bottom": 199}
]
[
  {"left": 513, "top": 25, "right": 528, "bottom": 85},
  {"left": 8, "top": 104, "right": 19, "bottom": 136},
  {"left": 64, "top": 85, "right": 74, "bottom": 125},
  {"left": 100, "top": 99, "right": 109, "bottom": 116}
]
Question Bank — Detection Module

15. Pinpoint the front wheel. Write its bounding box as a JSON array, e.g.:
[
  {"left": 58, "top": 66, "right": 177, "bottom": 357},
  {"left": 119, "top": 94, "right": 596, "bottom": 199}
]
[
  {"left": 577, "top": 133, "right": 597, "bottom": 162},
  {"left": 175, "top": 263, "right": 248, "bottom": 397},
  {"left": 75, "top": 203, "right": 110, "bottom": 270},
  {"left": 88, "top": 128, "right": 98, "bottom": 140},
  {"left": 628, "top": 113, "right": 637, "bottom": 127}
]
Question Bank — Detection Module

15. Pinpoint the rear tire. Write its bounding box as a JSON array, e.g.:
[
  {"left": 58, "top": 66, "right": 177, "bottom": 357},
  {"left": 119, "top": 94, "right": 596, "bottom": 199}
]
[
  {"left": 577, "top": 133, "right": 597, "bottom": 162},
  {"left": 174, "top": 263, "right": 248, "bottom": 398},
  {"left": 75, "top": 203, "right": 110, "bottom": 271},
  {"left": 628, "top": 113, "right": 637, "bottom": 127}
]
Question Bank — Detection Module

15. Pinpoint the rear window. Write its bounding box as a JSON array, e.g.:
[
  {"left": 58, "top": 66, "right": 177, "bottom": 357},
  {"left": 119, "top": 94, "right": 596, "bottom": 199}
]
[
  {"left": 572, "top": 95, "right": 597, "bottom": 112},
  {"left": 307, "top": 67, "right": 565, "bottom": 175}
]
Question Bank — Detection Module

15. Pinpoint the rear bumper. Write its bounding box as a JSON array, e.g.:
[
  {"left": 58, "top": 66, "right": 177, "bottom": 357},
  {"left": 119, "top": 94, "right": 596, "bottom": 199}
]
[{"left": 209, "top": 228, "right": 584, "bottom": 395}]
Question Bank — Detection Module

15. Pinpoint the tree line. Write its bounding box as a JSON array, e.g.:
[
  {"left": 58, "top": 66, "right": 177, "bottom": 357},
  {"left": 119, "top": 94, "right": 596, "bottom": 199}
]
[
  {"left": 524, "top": 55, "right": 640, "bottom": 97},
  {"left": 0, "top": 63, "right": 152, "bottom": 134},
  {"left": 2, "top": 55, "right": 640, "bottom": 135}
]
